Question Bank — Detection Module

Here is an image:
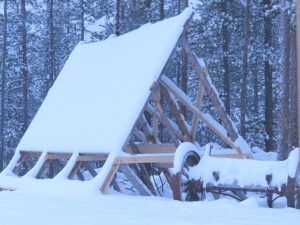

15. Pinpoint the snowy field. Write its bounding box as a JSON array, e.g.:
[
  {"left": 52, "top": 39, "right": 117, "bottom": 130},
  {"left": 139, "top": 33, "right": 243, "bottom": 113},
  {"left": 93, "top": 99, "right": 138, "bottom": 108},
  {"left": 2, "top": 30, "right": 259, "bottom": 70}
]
[{"left": 0, "top": 182, "right": 299, "bottom": 225}]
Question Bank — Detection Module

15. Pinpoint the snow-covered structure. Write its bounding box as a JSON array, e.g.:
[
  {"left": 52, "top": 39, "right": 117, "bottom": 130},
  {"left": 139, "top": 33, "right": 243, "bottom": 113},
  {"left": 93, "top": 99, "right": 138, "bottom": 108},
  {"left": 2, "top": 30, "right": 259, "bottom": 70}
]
[{"left": 0, "top": 8, "right": 258, "bottom": 201}]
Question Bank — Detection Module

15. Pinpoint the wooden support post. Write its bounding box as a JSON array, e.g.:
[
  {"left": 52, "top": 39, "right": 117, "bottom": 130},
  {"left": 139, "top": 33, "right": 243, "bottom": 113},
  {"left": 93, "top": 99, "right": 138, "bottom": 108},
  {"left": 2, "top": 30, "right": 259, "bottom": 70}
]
[
  {"left": 128, "top": 141, "right": 157, "bottom": 195},
  {"left": 100, "top": 163, "right": 121, "bottom": 194},
  {"left": 152, "top": 91, "right": 160, "bottom": 141},
  {"left": 83, "top": 162, "right": 97, "bottom": 177},
  {"left": 190, "top": 82, "right": 205, "bottom": 141},
  {"left": 162, "top": 168, "right": 182, "bottom": 201},
  {"left": 68, "top": 161, "right": 83, "bottom": 180},
  {"left": 36, "top": 160, "right": 50, "bottom": 179},
  {"left": 12, "top": 154, "right": 27, "bottom": 175},
  {"left": 120, "top": 165, "right": 151, "bottom": 196},
  {"left": 133, "top": 128, "right": 148, "bottom": 143},
  {"left": 152, "top": 88, "right": 180, "bottom": 146},
  {"left": 146, "top": 103, "right": 183, "bottom": 141},
  {"left": 286, "top": 177, "right": 296, "bottom": 208},
  {"left": 139, "top": 115, "right": 157, "bottom": 143},
  {"left": 160, "top": 84, "right": 192, "bottom": 141}
]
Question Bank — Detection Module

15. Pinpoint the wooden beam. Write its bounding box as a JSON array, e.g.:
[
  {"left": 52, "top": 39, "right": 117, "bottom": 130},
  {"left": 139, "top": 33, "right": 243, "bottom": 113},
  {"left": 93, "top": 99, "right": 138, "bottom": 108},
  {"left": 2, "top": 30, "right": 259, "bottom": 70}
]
[
  {"left": 83, "top": 163, "right": 98, "bottom": 177},
  {"left": 124, "top": 144, "right": 176, "bottom": 154},
  {"left": 127, "top": 141, "right": 157, "bottom": 195},
  {"left": 191, "top": 82, "right": 205, "bottom": 140},
  {"left": 100, "top": 163, "right": 121, "bottom": 194},
  {"left": 133, "top": 128, "right": 148, "bottom": 143},
  {"left": 152, "top": 88, "right": 180, "bottom": 146},
  {"left": 139, "top": 115, "right": 157, "bottom": 143},
  {"left": 45, "top": 153, "right": 72, "bottom": 160},
  {"left": 120, "top": 165, "right": 151, "bottom": 196},
  {"left": 68, "top": 161, "right": 83, "bottom": 179},
  {"left": 145, "top": 103, "right": 183, "bottom": 140},
  {"left": 160, "top": 84, "right": 191, "bottom": 141},
  {"left": 19, "top": 151, "right": 42, "bottom": 157},
  {"left": 114, "top": 154, "right": 174, "bottom": 165},
  {"left": 77, "top": 153, "right": 108, "bottom": 162},
  {"left": 36, "top": 159, "right": 50, "bottom": 179},
  {"left": 152, "top": 91, "right": 160, "bottom": 141},
  {"left": 181, "top": 37, "right": 239, "bottom": 142},
  {"left": 160, "top": 75, "right": 242, "bottom": 154}
]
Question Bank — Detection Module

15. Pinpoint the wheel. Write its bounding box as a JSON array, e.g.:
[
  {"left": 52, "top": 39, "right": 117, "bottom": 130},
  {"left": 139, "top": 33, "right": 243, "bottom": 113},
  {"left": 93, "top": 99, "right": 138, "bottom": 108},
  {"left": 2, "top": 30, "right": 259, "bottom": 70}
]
[{"left": 180, "top": 150, "right": 203, "bottom": 201}]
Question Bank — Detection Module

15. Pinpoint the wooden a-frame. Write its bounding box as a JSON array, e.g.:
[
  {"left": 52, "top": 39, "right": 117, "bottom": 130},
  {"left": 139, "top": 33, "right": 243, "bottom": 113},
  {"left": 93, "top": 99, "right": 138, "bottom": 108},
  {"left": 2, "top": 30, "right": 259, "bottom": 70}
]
[{"left": 3, "top": 14, "right": 252, "bottom": 199}]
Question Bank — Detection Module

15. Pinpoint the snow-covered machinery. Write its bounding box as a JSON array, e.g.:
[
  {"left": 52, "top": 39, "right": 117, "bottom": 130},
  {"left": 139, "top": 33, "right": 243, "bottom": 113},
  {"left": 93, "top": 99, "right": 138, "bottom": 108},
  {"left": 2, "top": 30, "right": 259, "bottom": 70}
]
[{"left": 173, "top": 143, "right": 300, "bottom": 208}]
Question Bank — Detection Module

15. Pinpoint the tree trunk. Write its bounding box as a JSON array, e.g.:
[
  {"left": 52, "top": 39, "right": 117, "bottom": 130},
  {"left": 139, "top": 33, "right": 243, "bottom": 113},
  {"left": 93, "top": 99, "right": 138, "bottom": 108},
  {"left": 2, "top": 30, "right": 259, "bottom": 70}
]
[
  {"left": 20, "top": 0, "right": 28, "bottom": 130},
  {"left": 0, "top": 0, "right": 8, "bottom": 171},
  {"left": 279, "top": 3, "right": 291, "bottom": 160},
  {"left": 159, "top": 0, "right": 164, "bottom": 20},
  {"left": 221, "top": 0, "right": 231, "bottom": 115},
  {"left": 180, "top": 0, "right": 188, "bottom": 117},
  {"left": 289, "top": 26, "right": 298, "bottom": 148},
  {"left": 80, "top": 0, "right": 84, "bottom": 41},
  {"left": 115, "top": 0, "right": 120, "bottom": 36},
  {"left": 263, "top": 0, "right": 274, "bottom": 151},
  {"left": 240, "top": 0, "right": 250, "bottom": 138},
  {"left": 47, "top": 0, "right": 55, "bottom": 88}
]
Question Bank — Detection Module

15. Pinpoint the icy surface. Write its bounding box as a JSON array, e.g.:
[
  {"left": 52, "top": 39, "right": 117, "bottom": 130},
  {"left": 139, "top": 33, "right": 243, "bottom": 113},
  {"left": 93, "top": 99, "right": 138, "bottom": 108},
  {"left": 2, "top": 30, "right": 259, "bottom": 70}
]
[
  {"left": 0, "top": 186, "right": 299, "bottom": 225},
  {"left": 190, "top": 147, "right": 300, "bottom": 188},
  {"left": 17, "top": 8, "right": 193, "bottom": 154}
]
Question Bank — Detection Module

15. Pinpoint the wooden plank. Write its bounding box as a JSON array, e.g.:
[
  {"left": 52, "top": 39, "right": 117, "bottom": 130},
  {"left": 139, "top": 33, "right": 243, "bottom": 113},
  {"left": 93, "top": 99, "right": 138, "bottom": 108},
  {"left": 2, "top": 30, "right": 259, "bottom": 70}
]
[
  {"left": 120, "top": 165, "right": 151, "bottom": 196},
  {"left": 19, "top": 151, "right": 42, "bottom": 157},
  {"left": 114, "top": 154, "right": 174, "bottom": 165},
  {"left": 152, "top": 88, "right": 180, "bottom": 146},
  {"left": 127, "top": 141, "right": 157, "bottom": 195},
  {"left": 152, "top": 91, "right": 160, "bottom": 141},
  {"left": 139, "top": 115, "right": 157, "bottom": 143},
  {"left": 36, "top": 159, "right": 50, "bottom": 179},
  {"left": 12, "top": 154, "right": 27, "bottom": 175},
  {"left": 190, "top": 82, "right": 205, "bottom": 140},
  {"left": 77, "top": 153, "right": 108, "bottom": 162},
  {"left": 162, "top": 168, "right": 182, "bottom": 201},
  {"left": 124, "top": 144, "right": 176, "bottom": 154},
  {"left": 68, "top": 161, "right": 83, "bottom": 179},
  {"left": 133, "top": 128, "right": 148, "bottom": 143},
  {"left": 160, "top": 75, "right": 242, "bottom": 154},
  {"left": 83, "top": 163, "right": 98, "bottom": 177},
  {"left": 145, "top": 103, "right": 183, "bottom": 140},
  {"left": 160, "top": 84, "right": 191, "bottom": 141},
  {"left": 100, "top": 163, "right": 121, "bottom": 194},
  {"left": 46, "top": 153, "right": 72, "bottom": 160}
]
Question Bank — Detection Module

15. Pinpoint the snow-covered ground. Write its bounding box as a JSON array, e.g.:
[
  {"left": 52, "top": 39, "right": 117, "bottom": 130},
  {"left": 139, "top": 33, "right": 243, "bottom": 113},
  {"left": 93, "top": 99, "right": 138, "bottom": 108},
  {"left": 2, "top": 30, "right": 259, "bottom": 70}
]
[{"left": 0, "top": 188, "right": 299, "bottom": 225}]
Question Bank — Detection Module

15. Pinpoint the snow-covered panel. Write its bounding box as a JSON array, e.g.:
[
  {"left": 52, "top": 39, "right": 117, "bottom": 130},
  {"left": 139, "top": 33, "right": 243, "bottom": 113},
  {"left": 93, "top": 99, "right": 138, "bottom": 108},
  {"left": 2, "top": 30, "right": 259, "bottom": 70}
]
[
  {"left": 190, "top": 147, "right": 300, "bottom": 189},
  {"left": 17, "top": 8, "right": 193, "bottom": 154}
]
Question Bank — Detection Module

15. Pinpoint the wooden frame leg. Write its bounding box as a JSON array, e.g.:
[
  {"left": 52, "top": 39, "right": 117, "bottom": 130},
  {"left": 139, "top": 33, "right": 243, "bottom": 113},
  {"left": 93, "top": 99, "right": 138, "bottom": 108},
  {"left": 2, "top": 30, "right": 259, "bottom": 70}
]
[
  {"left": 0, "top": 151, "right": 21, "bottom": 176},
  {"left": 100, "top": 163, "right": 121, "bottom": 194},
  {"left": 24, "top": 151, "right": 47, "bottom": 178},
  {"left": 36, "top": 160, "right": 50, "bottom": 179}
]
